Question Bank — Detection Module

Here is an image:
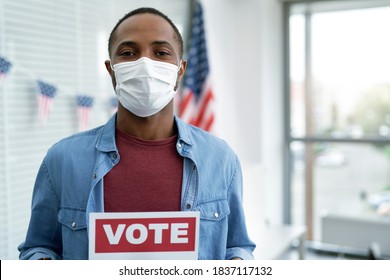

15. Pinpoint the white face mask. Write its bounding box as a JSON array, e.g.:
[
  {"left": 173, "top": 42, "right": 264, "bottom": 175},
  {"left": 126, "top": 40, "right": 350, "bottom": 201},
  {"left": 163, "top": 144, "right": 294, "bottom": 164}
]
[{"left": 112, "top": 57, "right": 180, "bottom": 117}]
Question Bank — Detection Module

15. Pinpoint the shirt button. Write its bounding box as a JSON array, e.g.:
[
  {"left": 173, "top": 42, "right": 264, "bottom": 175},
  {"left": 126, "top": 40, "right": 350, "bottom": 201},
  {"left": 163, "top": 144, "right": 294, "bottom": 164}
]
[
  {"left": 93, "top": 173, "right": 97, "bottom": 179},
  {"left": 177, "top": 142, "right": 182, "bottom": 148},
  {"left": 112, "top": 153, "right": 117, "bottom": 159},
  {"left": 186, "top": 204, "right": 191, "bottom": 209},
  {"left": 71, "top": 222, "right": 76, "bottom": 229},
  {"left": 214, "top": 212, "right": 219, "bottom": 219}
]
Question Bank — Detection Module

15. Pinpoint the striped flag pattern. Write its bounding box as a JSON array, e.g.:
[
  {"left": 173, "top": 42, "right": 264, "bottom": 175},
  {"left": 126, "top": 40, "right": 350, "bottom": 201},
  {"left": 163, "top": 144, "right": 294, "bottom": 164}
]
[
  {"left": 178, "top": 1, "right": 215, "bottom": 132},
  {"left": 0, "top": 56, "right": 12, "bottom": 85},
  {"left": 36, "top": 80, "right": 57, "bottom": 125},
  {"left": 76, "top": 95, "right": 94, "bottom": 131}
]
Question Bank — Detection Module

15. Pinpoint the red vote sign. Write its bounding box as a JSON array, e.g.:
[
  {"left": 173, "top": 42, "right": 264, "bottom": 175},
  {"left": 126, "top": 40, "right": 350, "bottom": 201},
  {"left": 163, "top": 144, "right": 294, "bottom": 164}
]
[{"left": 89, "top": 212, "right": 200, "bottom": 260}]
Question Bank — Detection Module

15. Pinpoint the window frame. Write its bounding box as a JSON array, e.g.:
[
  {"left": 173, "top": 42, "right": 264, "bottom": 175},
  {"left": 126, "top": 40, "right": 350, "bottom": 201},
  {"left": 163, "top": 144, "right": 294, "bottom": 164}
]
[{"left": 282, "top": 0, "right": 390, "bottom": 239}]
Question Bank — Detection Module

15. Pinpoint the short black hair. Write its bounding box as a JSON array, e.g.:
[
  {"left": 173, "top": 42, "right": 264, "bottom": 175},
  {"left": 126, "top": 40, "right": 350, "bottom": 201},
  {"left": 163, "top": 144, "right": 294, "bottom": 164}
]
[{"left": 108, "top": 7, "right": 184, "bottom": 58}]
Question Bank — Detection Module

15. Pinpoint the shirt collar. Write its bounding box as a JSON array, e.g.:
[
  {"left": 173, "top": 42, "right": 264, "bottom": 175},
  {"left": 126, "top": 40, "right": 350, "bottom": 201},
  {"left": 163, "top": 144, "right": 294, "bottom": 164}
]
[
  {"left": 95, "top": 113, "right": 117, "bottom": 152},
  {"left": 95, "top": 114, "right": 193, "bottom": 153},
  {"left": 174, "top": 115, "right": 193, "bottom": 147}
]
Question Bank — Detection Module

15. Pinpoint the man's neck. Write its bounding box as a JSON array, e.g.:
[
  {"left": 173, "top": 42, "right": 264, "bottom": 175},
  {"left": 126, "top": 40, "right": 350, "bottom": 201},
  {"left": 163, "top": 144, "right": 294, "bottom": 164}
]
[{"left": 116, "top": 106, "right": 176, "bottom": 140}]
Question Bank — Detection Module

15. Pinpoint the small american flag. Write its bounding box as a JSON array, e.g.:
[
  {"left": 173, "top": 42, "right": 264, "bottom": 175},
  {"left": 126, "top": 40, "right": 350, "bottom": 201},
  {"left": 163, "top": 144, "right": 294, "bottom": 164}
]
[
  {"left": 178, "top": 1, "right": 215, "bottom": 132},
  {"left": 0, "top": 56, "right": 12, "bottom": 85},
  {"left": 36, "top": 80, "right": 57, "bottom": 125},
  {"left": 76, "top": 95, "right": 94, "bottom": 131}
]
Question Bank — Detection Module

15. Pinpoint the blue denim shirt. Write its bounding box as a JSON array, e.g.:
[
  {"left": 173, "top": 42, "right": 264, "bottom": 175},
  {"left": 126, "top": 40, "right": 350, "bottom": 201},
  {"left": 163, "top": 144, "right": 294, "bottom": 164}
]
[{"left": 18, "top": 115, "right": 255, "bottom": 260}]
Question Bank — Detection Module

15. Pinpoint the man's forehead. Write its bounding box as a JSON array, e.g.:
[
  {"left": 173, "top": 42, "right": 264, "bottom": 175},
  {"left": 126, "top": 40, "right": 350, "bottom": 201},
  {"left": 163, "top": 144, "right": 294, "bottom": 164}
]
[{"left": 113, "top": 13, "right": 177, "bottom": 45}]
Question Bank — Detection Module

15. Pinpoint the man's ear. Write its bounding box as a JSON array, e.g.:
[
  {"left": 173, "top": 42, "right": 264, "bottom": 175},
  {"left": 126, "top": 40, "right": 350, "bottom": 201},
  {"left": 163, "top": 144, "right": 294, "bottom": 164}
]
[
  {"left": 105, "top": 60, "right": 116, "bottom": 88},
  {"left": 174, "top": 59, "right": 187, "bottom": 91},
  {"left": 178, "top": 59, "right": 187, "bottom": 79},
  {"left": 105, "top": 60, "right": 113, "bottom": 75}
]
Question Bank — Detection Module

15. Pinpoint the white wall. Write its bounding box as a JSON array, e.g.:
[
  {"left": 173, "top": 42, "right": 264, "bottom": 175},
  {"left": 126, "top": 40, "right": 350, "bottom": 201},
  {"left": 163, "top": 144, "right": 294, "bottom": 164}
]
[{"left": 201, "top": 0, "right": 284, "bottom": 225}]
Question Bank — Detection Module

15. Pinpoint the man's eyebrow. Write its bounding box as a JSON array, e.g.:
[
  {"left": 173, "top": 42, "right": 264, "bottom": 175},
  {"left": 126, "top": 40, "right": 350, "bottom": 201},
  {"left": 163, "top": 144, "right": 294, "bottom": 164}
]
[
  {"left": 151, "top": 40, "right": 175, "bottom": 49},
  {"left": 115, "top": 40, "right": 175, "bottom": 51},
  {"left": 115, "top": 40, "right": 138, "bottom": 49}
]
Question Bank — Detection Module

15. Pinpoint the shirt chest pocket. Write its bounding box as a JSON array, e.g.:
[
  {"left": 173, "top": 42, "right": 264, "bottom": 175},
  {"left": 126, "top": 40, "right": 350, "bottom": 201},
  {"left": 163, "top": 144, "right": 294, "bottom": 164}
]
[
  {"left": 58, "top": 208, "right": 87, "bottom": 231},
  {"left": 58, "top": 208, "right": 89, "bottom": 259},
  {"left": 196, "top": 198, "right": 230, "bottom": 221}
]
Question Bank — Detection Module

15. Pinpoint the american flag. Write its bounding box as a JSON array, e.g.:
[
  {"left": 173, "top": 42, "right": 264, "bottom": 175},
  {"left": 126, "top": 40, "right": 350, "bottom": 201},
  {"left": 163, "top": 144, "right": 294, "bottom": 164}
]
[
  {"left": 0, "top": 56, "right": 12, "bottom": 85},
  {"left": 76, "top": 95, "right": 94, "bottom": 131},
  {"left": 36, "top": 80, "right": 57, "bottom": 125},
  {"left": 178, "top": 1, "right": 215, "bottom": 132}
]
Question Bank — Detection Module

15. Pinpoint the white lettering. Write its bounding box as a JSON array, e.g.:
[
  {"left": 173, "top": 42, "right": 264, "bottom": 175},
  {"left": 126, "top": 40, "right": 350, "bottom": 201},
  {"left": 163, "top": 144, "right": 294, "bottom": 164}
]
[
  {"left": 103, "top": 224, "right": 126, "bottom": 245},
  {"left": 125, "top": 224, "right": 148, "bottom": 244},
  {"left": 148, "top": 223, "right": 169, "bottom": 244},
  {"left": 170, "top": 223, "right": 189, "bottom": 243},
  {"left": 102, "top": 222, "right": 190, "bottom": 245}
]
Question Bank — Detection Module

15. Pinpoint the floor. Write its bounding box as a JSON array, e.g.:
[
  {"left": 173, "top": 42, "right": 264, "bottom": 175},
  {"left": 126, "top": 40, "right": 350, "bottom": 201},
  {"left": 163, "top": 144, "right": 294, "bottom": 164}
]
[
  {"left": 279, "top": 241, "right": 374, "bottom": 260},
  {"left": 281, "top": 248, "right": 367, "bottom": 260}
]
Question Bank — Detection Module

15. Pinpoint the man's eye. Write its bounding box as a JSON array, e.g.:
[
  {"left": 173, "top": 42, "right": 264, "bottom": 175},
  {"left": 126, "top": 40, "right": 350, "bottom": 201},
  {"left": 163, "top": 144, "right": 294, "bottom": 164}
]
[
  {"left": 120, "top": 51, "right": 135, "bottom": 56},
  {"left": 156, "top": 51, "right": 170, "bottom": 56}
]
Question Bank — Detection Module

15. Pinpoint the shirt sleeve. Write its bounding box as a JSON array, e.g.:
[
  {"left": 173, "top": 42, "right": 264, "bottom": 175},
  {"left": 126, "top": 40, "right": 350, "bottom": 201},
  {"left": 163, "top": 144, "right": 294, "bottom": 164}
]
[
  {"left": 18, "top": 159, "right": 63, "bottom": 260},
  {"left": 225, "top": 156, "right": 256, "bottom": 260}
]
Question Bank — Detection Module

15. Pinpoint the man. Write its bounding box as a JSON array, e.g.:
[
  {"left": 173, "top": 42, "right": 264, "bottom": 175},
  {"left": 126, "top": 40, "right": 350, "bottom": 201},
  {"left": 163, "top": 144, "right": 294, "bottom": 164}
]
[{"left": 18, "top": 7, "right": 255, "bottom": 260}]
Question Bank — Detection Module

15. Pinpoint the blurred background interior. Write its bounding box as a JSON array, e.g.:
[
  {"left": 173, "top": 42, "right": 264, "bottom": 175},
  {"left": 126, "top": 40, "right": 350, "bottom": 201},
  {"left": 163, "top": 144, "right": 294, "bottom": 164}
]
[{"left": 1, "top": 0, "right": 390, "bottom": 260}]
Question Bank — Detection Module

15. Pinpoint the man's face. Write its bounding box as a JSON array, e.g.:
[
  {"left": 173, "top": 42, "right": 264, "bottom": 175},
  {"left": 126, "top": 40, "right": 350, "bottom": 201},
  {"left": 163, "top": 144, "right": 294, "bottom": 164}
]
[{"left": 105, "top": 13, "right": 186, "bottom": 89}]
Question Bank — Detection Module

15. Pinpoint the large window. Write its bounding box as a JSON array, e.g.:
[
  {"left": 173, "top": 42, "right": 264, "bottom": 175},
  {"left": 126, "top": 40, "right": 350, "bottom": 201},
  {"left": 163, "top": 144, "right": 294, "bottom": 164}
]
[{"left": 285, "top": 0, "right": 390, "bottom": 255}]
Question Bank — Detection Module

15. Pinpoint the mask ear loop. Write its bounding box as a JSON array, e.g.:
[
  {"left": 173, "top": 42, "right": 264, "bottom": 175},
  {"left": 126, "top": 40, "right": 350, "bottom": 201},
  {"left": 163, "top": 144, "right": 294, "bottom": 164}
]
[
  {"left": 178, "top": 60, "right": 183, "bottom": 73},
  {"left": 174, "top": 60, "right": 183, "bottom": 91},
  {"left": 110, "top": 61, "right": 115, "bottom": 71}
]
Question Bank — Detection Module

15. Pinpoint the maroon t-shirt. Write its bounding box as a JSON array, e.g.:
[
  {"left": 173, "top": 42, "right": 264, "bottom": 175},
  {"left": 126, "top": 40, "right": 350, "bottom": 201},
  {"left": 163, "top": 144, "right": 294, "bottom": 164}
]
[{"left": 103, "top": 128, "right": 183, "bottom": 212}]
